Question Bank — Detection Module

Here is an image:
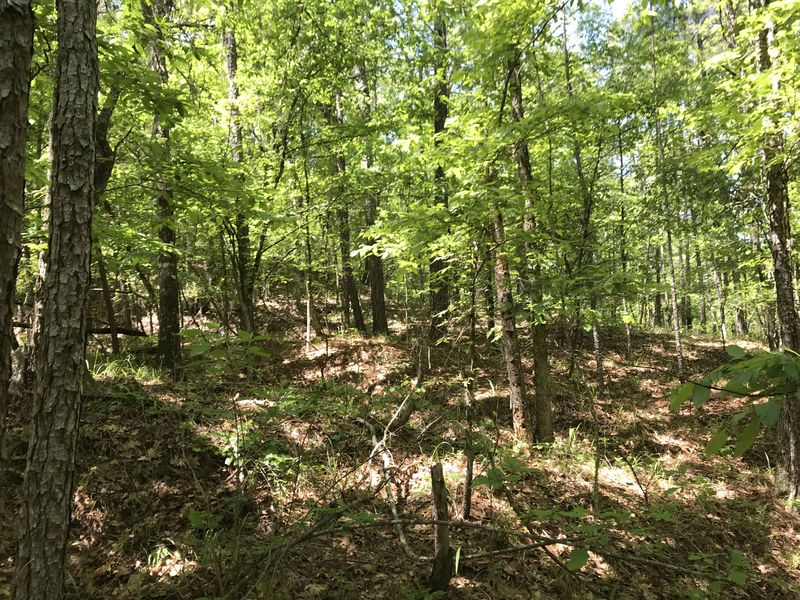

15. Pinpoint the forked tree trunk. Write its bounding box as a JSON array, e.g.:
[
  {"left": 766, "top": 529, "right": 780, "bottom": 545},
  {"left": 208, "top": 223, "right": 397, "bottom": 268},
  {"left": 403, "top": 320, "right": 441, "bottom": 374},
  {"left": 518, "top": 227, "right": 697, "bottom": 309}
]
[
  {"left": 13, "top": 0, "right": 98, "bottom": 597},
  {"left": 0, "top": 0, "right": 34, "bottom": 464}
]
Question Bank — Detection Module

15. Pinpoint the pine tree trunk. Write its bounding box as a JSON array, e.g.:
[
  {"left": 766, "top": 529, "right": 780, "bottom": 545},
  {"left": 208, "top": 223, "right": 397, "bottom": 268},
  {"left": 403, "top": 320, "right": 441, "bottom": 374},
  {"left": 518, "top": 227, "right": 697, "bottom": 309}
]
[
  {"left": 0, "top": 0, "right": 34, "bottom": 464},
  {"left": 13, "top": 0, "right": 98, "bottom": 596}
]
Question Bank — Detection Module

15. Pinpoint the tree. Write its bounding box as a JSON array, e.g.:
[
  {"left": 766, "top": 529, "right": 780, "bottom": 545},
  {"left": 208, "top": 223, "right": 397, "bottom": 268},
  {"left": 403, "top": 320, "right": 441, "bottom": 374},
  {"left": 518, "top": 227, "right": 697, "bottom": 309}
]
[
  {"left": 429, "top": 5, "right": 450, "bottom": 344},
  {"left": 144, "top": 0, "right": 182, "bottom": 374},
  {"left": 13, "top": 0, "right": 98, "bottom": 596},
  {"left": 0, "top": 0, "right": 34, "bottom": 463}
]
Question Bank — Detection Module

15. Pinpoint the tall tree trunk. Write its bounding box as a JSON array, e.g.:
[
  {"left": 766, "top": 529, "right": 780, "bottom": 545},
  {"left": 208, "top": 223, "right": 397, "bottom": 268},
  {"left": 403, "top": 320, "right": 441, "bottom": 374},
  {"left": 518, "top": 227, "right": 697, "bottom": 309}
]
[
  {"left": 563, "top": 16, "right": 604, "bottom": 390},
  {"left": 0, "top": 0, "right": 34, "bottom": 465},
  {"left": 653, "top": 242, "right": 663, "bottom": 327},
  {"left": 491, "top": 201, "right": 531, "bottom": 444},
  {"left": 713, "top": 261, "right": 728, "bottom": 346},
  {"left": 429, "top": 10, "right": 449, "bottom": 343},
  {"left": 354, "top": 66, "right": 388, "bottom": 335},
  {"left": 683, "top": 236, "right": 693, "bottom": 330},
  {"left": 145, "top": 0, "right": 182, "bottom": 374},
  {"left": 328, "top": 97, "right": 367, "bottom": 333},
  {"left": 752, "top": 0, "right": 800, "bottom": 501},
  {"left": 507, "top": 49, "right": 552, "bottom": 442},
  {"left": 223, "top": 24, "right": 256, "bottom": 334},
  {"left": 666, "top": 230, "right": 685, "bottom": 380},
  {"left": 96, "top": 247, "right": 120, "bottom": 354},
  {"left": 618, "top": 127, "right": 632, "bottom": 357},
  {"left": 650, "top": 15, "right": 684, "bottom": 379},
  {"left": 695, "top": 247, "right": 707, "bottom": 327},
  {"left": 92, "top": 88, "right": 123, "bottom": 357},
  {"left": 13, "top": 0, "right": 98, "bottom": 597}
]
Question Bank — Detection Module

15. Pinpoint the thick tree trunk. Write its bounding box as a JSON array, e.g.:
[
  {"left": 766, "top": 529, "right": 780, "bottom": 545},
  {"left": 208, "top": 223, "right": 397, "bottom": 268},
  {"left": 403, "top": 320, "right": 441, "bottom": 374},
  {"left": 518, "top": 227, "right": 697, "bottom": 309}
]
[
  {"left": 507, "top": 50, "right": 552, "bottom": 442},
  {"left": 0, "top": 0, "right": 34, "bottom": 464},
  {"left": 429, "top": 13, "right": 449, "bottom": 344},
  {"left": 13, "top": 1, "right": 98, "bottom": 597}
]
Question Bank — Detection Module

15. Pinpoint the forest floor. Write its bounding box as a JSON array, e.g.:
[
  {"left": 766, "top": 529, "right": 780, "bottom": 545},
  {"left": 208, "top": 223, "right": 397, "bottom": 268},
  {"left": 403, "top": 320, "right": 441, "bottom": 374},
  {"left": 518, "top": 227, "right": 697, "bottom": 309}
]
[{"left": 2, "top": 321, "right": 800, "bottom": 599}]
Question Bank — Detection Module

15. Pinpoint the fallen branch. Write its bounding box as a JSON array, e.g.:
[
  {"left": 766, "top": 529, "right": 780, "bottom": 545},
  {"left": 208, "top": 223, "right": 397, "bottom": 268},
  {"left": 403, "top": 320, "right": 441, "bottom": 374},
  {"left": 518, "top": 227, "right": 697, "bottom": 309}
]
[{"left": 12, "top": 321, "right": 148, "bottom": 337}]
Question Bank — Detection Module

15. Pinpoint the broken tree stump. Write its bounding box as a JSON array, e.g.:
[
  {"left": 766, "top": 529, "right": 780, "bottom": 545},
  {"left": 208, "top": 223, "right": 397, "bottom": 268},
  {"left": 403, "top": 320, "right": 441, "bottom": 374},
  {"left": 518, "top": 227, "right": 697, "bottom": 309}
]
[{"left": 429, "top": 462, "right": 453, "bottom": 593}]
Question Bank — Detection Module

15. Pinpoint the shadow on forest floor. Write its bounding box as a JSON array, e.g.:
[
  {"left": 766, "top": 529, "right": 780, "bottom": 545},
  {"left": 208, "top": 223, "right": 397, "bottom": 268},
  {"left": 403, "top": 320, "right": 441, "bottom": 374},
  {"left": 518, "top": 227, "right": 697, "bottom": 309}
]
[{"left": 1, "top": 327, "right": 799, "bottom": 599}]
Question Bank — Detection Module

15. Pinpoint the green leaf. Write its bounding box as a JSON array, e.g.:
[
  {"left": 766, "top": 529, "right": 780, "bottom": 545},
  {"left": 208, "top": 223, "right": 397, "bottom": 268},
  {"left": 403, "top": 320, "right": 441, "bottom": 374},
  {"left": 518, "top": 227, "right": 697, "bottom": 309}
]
[
  {"left": 733, "top": 421, "right": 760, "bottom": 457},
  {"left": 692, "top": 381, "right": 711, "bottom": 408},
  {"left": 704, "top": 429, "right": 728, "bottom": 457},
  {"left": 566, "top": 548, "right": 589, "bottom": 571},
  {"left": 725, "top": 345, "right": 746, "bottom": 360},
  {"left": 188, "top": 341, "right": 212, "bottom": 357},
  {"left": 727, "top": 550, "right": 750, "bottom": 585},
  {"left": 247, "top": 346, "right": 270, "bottom": 358},
  {"left": 670, "top": 383, "right": 694, "bottom": 411},
  {"left": 755, "top": 398, "right": 781, "bottom": 428},
  {"left": 454, "top": 546, "right": 462, "bottom": 575}
]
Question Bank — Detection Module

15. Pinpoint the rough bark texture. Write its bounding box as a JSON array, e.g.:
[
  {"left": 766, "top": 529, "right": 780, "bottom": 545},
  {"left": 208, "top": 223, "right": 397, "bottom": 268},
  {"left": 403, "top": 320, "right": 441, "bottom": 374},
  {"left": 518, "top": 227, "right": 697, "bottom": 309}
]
[
  {"left": 354, "top": 66, "right": 388, "bottom": 335},
  {"left": 429, "top": 13, "right": 449, "bottom": 344},
  {"left": 0, "top": 0, "right": 34, "bottom": 463},
  {"left": 507, "top": 50, "right": 553, "bottom": 442},
  {"left": 145, "top": 0, "right": 182, "bottom": 373},
  {"left": 13, "top": 0, "right": 98, "bottom": 597}
]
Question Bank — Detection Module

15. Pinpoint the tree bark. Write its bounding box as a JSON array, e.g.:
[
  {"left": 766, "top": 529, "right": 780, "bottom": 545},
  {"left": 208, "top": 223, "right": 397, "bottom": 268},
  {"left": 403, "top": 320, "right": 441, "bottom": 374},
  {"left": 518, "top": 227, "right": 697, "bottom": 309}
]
[
  {"left": 144, "top": 0, "right": 182, "bottom": 374},
  {"left": 13, "top": 0, "right": 98, "bottom": 597},
  {"left": 0, "top": 0, "right": 34, "bottom": 465}
]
